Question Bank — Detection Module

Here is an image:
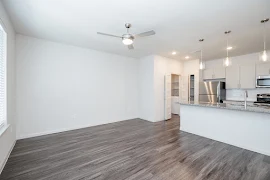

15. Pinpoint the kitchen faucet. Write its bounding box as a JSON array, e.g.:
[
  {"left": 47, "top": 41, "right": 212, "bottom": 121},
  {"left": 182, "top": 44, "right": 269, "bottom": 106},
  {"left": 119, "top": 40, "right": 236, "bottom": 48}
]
[{"left": 244, "top": 90, "right": 248, "bottom": 109}]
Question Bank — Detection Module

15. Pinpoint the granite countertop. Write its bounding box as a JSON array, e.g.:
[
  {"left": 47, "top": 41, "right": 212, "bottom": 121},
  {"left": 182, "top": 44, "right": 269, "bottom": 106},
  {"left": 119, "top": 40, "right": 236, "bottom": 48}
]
[{"left": 178, "top": 101, "right": 270, "bottom": 114}]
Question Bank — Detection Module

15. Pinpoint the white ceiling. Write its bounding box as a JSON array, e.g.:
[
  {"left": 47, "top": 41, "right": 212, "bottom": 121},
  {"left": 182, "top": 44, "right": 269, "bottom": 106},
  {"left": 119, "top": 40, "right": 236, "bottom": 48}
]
[{"left": 2, "top": 0, "right": 270, "bottom": 61}]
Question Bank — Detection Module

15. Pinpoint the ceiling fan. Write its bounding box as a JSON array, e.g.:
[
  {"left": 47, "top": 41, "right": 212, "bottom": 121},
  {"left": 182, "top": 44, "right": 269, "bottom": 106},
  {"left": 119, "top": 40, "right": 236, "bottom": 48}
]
[{"left": 97, "top": 23, "right": 155, "bottom": 50}]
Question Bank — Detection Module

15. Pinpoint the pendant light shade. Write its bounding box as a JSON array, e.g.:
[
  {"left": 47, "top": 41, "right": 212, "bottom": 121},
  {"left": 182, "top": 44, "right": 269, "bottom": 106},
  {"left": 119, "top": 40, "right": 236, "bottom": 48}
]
[
  {"left": 259, "top": 50, "right": 269, "bottom": 62},
  {"left": 259, "top": 18, "right": 269, "bottom": 62},
  {"left": 223, "top": 31, "right": 232, "bottom": 67},
  {"left": 199, "top": 61, "right": 205, "bottom": 70},
  {"left": 199, "top": 39, "right": 205, "bottom": 70},
  {"left": 223, "top": 57, "right": 232, "bottom": 67}
]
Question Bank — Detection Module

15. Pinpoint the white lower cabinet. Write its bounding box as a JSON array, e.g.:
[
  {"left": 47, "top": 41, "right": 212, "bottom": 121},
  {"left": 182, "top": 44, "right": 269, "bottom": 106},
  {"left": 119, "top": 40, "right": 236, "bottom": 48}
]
[{"left": 171, "top": 97, "right": 179, "bottom": 115}]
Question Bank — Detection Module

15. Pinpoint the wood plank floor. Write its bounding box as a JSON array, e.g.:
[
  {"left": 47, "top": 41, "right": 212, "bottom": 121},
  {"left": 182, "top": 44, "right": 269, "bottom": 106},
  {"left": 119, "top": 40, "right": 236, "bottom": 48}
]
[{"left": 1, "top": 115, "right": 270, "bottom": 180}]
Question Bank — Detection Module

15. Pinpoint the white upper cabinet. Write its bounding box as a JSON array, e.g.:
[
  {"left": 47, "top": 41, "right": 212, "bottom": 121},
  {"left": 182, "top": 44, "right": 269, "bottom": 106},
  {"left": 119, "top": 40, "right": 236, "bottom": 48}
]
[
  {"left": 213, "top": 68, "right": 226, "bottom": 79},
  {"left": 203, "top": 68, "right": 225, "bottom": 80},
  {"left": 226, "top": 66, "right": 239, "bottom": 89},
  {"left": 239, "top": 65, "right": 255, "bottom": 89},
  {"left": 226, "top": 65, "right": 255, "bottom": 89},
  {"left": 256, "top": 63, "right": 270, "bottom": 76},
  {"left": 203, "top": 69, "right": 214, "bottom": 79}
]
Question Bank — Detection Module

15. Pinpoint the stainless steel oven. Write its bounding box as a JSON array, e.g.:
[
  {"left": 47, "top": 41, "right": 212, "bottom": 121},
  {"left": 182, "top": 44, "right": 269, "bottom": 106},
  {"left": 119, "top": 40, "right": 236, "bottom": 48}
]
[
  {"left": 253, "top": 94, "right": 270, "bottom": 106},
  {"left": 256, "top": 75, "right": 270, "bottom": 88}
]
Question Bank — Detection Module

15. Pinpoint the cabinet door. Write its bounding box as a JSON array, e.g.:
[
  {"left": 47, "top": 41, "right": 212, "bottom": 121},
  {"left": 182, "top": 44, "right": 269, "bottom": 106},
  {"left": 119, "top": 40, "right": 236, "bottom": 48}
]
[
  {"left": 181, "top": 75, "right": 189, "bottom": 101},
  {"left": 164, "top": 74, "right": 172, "bottom": 120},
  {"left": 240, "top": 65, "right": 255, "bottom": 89},
  {"left": 171, "top": 97, "right": 179, "bottom": 115},
  {"left": 256, "top": 63, "right": 270, "bottom": 76},
  {"left": 226, "top": 66, "right": 239, "bottom": 89},
  {"left": 178, "top": 76, "right": 182, "bottom": 102},
  {"left": 214, "top": 67, "right": 226, "bottom": 79},
  {"left": 203, "top": 69, "right": 213, "bottom": 79}
]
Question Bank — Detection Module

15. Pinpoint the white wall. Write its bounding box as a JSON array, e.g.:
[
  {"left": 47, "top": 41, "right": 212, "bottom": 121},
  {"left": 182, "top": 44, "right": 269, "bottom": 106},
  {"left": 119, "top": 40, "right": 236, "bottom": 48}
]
[
  {"left": 138, "top": 56, "right": 155, "bottom": 121},
  {"left": 153, "top": 55, "right": 183, "bottom": 121},
  {"left": 138, "top": 55, "right": 183, "bottom": 122},
  {"left": 16, "top": 35, "right": 139, "bottom": 139},
  {"left": 205, "top": 52, "right": 270, "bottom": 101},
  {"left": 0, "top": 1, "right": 16, "bottom": 173}
]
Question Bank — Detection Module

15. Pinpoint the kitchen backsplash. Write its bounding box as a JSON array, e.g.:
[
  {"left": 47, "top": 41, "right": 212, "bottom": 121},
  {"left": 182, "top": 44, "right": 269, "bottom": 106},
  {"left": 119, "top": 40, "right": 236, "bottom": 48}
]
[{"left": 226, "top": 88, "right": 270, "bottom": 102}]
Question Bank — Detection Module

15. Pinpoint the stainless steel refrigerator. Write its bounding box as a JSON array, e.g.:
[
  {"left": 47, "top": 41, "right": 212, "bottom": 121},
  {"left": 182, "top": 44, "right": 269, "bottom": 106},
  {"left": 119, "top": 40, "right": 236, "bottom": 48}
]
[{"left": 199, "top": 81, "right": 226, "bottom": 103}]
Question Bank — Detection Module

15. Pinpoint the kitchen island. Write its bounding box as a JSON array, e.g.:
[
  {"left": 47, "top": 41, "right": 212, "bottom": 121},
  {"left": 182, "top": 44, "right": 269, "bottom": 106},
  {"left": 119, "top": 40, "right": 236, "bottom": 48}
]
[{"left": 179, "top": 101, "right": 270, "bottom": 156}]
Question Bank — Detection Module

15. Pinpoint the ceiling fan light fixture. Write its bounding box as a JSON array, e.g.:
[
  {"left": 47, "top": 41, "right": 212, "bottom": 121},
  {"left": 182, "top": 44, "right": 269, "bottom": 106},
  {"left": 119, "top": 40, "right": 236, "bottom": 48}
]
[
  {"left": 122, "top": 38, "right": 133, "bottom": 45},
  {"left": 97, "top": 23, "right": 155, "bottom": 50}
]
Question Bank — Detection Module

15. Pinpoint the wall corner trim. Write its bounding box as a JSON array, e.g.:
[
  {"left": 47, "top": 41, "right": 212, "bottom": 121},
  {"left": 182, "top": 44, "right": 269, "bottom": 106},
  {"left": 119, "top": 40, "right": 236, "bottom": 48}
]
[{"left": 0, "top": 140, "right": 16, "bottom": 175}]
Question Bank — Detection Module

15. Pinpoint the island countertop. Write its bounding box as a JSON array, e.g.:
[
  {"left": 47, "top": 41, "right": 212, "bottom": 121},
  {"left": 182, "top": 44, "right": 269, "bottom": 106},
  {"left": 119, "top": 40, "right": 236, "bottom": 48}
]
[{"left": 178, "top": 101, "right": 270, "bottom": 114}]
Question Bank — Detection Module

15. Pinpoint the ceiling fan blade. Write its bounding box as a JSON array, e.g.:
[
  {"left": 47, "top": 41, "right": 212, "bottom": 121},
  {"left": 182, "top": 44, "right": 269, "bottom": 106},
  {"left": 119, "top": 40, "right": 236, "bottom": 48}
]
[
  {"left": 97, "top": 32, "right": 122, "bottom": 38},
  {"left": 128, "top": 44, "right": 134, "bottom": 50},
  {"left": 135, "top": 30, "right": 155, "bottom": 37}
]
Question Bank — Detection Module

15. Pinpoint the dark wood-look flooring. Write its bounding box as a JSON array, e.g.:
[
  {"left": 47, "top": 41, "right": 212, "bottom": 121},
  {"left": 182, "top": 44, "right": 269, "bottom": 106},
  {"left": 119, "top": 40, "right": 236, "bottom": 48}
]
[{"left": 1, "top": 115, "right": 270, "bottom": 180}]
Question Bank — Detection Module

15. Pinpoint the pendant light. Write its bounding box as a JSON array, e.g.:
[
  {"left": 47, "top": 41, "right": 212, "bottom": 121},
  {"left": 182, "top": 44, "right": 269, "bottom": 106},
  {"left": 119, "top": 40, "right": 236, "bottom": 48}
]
[
  {"left": 223, "top": 31, "right": 232, "bottom": 67},
  {"left": 259, "top": 18, "right": 269, "bottom": 62},
  {"left": 199, "top": 39, "right": 205, "bottom": 70}
]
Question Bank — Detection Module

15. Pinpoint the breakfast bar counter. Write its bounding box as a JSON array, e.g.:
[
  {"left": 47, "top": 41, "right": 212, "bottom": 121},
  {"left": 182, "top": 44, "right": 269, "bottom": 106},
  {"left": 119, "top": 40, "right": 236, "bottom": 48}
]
[
  {"left": 178, "top": 101, "right": 270, "bottom": 156},
  {"left": 179, "top": 101, "right": 270, "bottom": 114}
]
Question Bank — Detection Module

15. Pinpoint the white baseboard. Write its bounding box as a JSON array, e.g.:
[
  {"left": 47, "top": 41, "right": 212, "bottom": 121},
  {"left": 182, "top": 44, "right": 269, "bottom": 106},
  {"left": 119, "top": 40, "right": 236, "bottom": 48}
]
[
  {"left": 17, "top": 124, "right": 95, "bottom": 140},
  {"left": 0, "top": 140, "right": 16, "bottom": 175},
  {"left": 17, "top": 117, "right": 139, "bottom": 140}
]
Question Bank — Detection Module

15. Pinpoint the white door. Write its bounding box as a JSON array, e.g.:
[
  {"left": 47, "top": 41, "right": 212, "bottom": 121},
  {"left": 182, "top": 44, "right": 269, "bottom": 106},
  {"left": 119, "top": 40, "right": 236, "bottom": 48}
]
[
  {"left": 181, "top": 75, "right": 189, "bottom": 101},
  {"left": 214, "top": 67, "right": 226, "bottom": 79},
  {"left": 256, "top": 63, "right": 270, "bottom": 76},
  {"left": 164, "top": 74, "right": 172, "bottom": 120},
  {"left": 240, "top": 65, "right": 255, "bottom": 89},
  {"left": 226, "top": 66, "right": 239, "bottom": 89},
  {"left": 178, "top": 75, "right": 182, "bottom": 102},
  {"left": 203, "top": 69, "right": 214, "bottom": 79}
]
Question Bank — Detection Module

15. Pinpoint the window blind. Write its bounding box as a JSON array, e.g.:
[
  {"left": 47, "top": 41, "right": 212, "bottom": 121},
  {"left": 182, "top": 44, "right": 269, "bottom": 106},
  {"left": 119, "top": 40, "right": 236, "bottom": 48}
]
[{"left": 0, "top": 23, "right": 6, "bottom": 129}]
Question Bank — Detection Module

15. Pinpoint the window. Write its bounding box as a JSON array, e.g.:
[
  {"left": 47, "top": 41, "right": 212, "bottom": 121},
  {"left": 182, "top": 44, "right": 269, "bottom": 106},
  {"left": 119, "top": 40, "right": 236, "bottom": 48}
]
[{"left": 0, "top": 22, "right": 7, "bottom": 129}]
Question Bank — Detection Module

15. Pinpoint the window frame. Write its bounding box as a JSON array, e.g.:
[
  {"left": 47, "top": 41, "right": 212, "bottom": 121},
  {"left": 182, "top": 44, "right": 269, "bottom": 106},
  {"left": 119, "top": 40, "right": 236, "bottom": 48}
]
[{"left": 0, "top": 18, "right": 7, "bottom": 130}]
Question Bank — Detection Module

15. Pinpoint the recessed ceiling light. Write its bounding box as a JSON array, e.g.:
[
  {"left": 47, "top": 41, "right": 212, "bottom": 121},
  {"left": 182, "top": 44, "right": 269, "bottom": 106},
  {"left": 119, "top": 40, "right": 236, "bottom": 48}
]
[
  {"left": 185, "top": 56, "right": 190, "bottom": 59},
  {"left": 227, "top": 46, "right": 233, "bottom": 50},
  {"left": 172, "top": 51, "right": 176, "bottom": 55}
]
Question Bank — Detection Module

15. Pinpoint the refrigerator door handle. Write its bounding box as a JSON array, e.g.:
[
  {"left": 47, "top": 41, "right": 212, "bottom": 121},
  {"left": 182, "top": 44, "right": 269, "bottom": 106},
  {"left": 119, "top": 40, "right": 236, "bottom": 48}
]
[{"left": 217, "top": 82, "right": 220, "bottom": 103}]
